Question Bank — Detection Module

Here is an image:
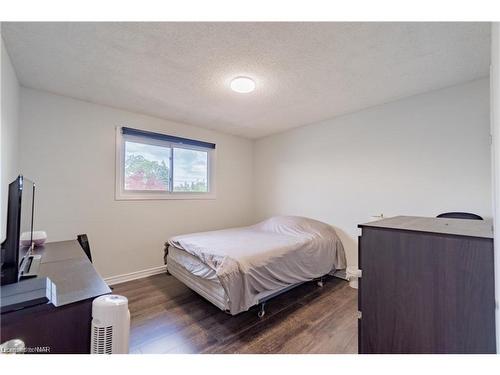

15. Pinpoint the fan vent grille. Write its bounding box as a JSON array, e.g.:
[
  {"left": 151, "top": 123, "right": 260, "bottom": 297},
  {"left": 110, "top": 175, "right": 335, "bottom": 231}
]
[{"left": 92, "top": 325, "right": 113, "bottom": 354}]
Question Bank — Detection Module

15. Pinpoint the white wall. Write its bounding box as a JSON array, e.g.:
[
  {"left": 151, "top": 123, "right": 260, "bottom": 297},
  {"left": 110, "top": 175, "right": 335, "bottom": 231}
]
[
  {"left": 254, "top": 79, "right": 492, "bottom": 268},
  {"left": 1, "top": 36, "right": 20, "bottom": 241},
  {"left": 490, "top": 22, "right": 500, "bottom": 352},
  {"left": 18, "top": 88, "right": 255, "bottom": 278},
  {"left": 15, "top": 66, "right": 493, "bottom": 284}
]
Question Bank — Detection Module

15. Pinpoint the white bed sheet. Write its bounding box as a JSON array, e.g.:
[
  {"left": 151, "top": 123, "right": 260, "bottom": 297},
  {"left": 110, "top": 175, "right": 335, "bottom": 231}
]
[
  {"left": 168, "top": 245, "right": 218, "bottom": 280},
  {"left": 167, "top": 252, "right": 229, "bottom": 311},
  {"left": 167, "top": 247, "right": 285, "bottom": 312}
]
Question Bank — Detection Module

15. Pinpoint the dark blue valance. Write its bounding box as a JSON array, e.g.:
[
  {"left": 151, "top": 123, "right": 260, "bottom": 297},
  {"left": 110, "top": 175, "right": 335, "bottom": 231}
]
[{"left": 122, "top": 127, "right": 216, "bottom": 149}]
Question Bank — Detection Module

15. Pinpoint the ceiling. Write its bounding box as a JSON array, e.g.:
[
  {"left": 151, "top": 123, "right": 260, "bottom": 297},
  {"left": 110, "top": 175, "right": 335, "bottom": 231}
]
[{"left": 2, "top": 22, "right": 491, "bottom": 139}]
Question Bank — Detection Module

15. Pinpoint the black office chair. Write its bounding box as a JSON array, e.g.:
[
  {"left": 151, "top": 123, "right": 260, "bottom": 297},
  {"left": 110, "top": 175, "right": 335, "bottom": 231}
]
[
  {"left": 77, "top": 234, "right": 113, "bottom": 289},
  {"left": 436, "top": 212, "right": 483, "bottom": 220},
  {"left": 77, "top": 234, "right": 92, "bottom": 262}
]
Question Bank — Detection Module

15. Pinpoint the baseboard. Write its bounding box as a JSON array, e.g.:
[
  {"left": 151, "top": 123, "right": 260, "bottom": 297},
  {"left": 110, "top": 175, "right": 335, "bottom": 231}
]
[
  {"left": 333, "top": 269, "right": 358, "bottom": 289},
  {"left": 333, "top": 269, "right": 349, "bottom": 280},
  {"left": 346, "top": 267, "right": 359, "bottom": 290},
  {"left": 104, "top": 265, "right": 167, "bottom": 286},
  {"left": 104, "top": 265, "right": 356, "bottom": 287}
]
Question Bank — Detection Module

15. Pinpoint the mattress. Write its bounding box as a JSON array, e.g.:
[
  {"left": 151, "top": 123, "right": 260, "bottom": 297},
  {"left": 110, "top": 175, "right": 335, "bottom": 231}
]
[
  {"left": 168, "top": 245, "right": 218, "bottom": 280},
  {"left": 167, "top": 250, "right": 229, "bottom": 311},
  {"left": 167, "top": 245, "right": 292, "bottom": 312}
]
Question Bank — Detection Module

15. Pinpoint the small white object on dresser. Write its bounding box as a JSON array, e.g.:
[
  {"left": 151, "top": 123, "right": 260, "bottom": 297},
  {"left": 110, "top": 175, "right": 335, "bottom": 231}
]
[{"left": 20, "top": 230, "right": 47, "bottom": 247}]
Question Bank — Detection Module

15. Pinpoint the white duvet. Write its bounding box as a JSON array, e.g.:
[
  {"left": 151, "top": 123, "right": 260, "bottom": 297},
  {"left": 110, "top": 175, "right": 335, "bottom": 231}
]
[{"left": 168, "top": 216, "right": 346, "bottom": 315}]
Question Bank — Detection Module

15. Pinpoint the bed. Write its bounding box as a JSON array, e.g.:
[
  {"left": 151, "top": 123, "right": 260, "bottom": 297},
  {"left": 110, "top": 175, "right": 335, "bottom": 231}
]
[{"left": 164, "top": 216, "right": 347, "bottom": 316}]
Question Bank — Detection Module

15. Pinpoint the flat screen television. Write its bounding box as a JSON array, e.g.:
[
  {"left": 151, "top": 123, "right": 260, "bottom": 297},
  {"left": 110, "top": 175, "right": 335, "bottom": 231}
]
[{"left": 1, "top": 175, "right": 36, "bottom": 285}]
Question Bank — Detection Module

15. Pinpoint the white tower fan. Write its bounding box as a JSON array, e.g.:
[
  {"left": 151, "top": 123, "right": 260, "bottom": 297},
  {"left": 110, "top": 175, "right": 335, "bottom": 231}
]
[{"left": 91, "top": 295, "right": 130, "bottom": 354}]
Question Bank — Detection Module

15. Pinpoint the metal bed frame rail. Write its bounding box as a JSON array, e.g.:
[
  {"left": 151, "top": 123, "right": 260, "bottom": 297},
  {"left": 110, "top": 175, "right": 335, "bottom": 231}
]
[
  {"left": 256, "top": 276, "right": 325, "bottom": 318},
  {"left": 255, "top": 269, "right": 348, "bottom": 318}
]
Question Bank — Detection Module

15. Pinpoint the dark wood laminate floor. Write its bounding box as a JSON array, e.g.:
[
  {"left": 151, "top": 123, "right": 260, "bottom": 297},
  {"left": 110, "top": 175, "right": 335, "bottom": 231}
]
[{"left": 113, "top": 274, "right": 358, "bottom": 354}]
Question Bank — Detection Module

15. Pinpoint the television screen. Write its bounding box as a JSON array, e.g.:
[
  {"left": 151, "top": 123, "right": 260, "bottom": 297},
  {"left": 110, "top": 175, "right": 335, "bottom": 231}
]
[
  {"left": 19, "top": 177, "right": 35, "bottom": 256},
  {"left": 1, "top": 175, "right": 35, "bottom": 285}
]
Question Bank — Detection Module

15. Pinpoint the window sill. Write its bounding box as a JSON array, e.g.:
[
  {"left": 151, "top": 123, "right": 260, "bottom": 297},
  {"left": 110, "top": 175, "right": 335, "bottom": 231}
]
[{"left": 115, "top": 192, "right": 216, "bottom": 201}]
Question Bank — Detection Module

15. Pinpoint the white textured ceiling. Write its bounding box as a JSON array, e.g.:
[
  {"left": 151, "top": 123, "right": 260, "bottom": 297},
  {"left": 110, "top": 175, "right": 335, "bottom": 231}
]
[{"left": 2, "top": 22, "right": 491, "bottom": 139}]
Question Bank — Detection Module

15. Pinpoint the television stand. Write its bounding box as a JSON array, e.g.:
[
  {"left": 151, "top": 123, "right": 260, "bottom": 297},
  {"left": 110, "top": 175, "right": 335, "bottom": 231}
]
[{"left": 1, "top": 240, "right": 111, "bottom": 353}]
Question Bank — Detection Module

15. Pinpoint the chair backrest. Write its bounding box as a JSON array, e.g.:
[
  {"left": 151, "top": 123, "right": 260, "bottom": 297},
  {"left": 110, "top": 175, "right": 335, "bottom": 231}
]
[
  {"left": 77, "top": 234, "right": 92, "bottom": 262},
  {"left": 436, "top": 212, "right": 483, "bottom": 220}
]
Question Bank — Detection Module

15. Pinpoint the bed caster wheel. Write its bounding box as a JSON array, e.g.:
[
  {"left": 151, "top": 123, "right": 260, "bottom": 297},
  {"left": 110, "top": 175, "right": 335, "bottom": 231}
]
[{"left": 317, "top": 280, "right": 324, "bottom": 288}]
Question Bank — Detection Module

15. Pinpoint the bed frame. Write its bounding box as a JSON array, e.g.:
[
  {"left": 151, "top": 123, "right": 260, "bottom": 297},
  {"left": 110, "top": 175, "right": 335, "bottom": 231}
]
[
  {"left": 255, "top": 270, "right": 348, "bottom": 318},
  {"left": 254, "top": 278, "right": 321, "bottom": 318}
]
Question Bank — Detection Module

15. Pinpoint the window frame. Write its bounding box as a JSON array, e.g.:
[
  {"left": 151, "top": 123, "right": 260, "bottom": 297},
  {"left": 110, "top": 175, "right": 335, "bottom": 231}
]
[{"left": 115, "top": 127, "right": 216, "bottom": 200}]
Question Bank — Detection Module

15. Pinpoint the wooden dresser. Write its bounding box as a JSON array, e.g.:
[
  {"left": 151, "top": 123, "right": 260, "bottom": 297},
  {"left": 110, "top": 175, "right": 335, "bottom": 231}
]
[
  {"left": 357, "top": 216, "right": 496, "bottom": 354},
  {"left": 1, "top": 240, "right": 111, "bottom": 354}
]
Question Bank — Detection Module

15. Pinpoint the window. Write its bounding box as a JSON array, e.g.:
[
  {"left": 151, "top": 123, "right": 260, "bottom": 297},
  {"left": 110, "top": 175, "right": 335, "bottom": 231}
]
[
  {"left": 116, "top": 127, "right": 215, "bottom": 200},
  {"left": 172, "top": 148, "right": 209, "bottom": 192},
  {"left": 124, "top": 140, "right": 171, "bottom": 191}
]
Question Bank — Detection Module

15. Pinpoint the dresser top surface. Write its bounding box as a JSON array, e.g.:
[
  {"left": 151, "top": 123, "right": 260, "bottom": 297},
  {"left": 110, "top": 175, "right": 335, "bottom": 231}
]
[
  {"left": 359, "top": 216, "right": 493, "bottom": 239},
  {"left": 21, "top": 240, "right": 111, "bottom": 307}
]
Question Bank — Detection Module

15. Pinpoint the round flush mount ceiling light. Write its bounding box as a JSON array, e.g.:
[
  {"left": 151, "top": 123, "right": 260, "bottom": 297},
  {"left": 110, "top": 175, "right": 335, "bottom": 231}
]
[{"left": 230, "top": 76, "right": 256, "bottom": 93}]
